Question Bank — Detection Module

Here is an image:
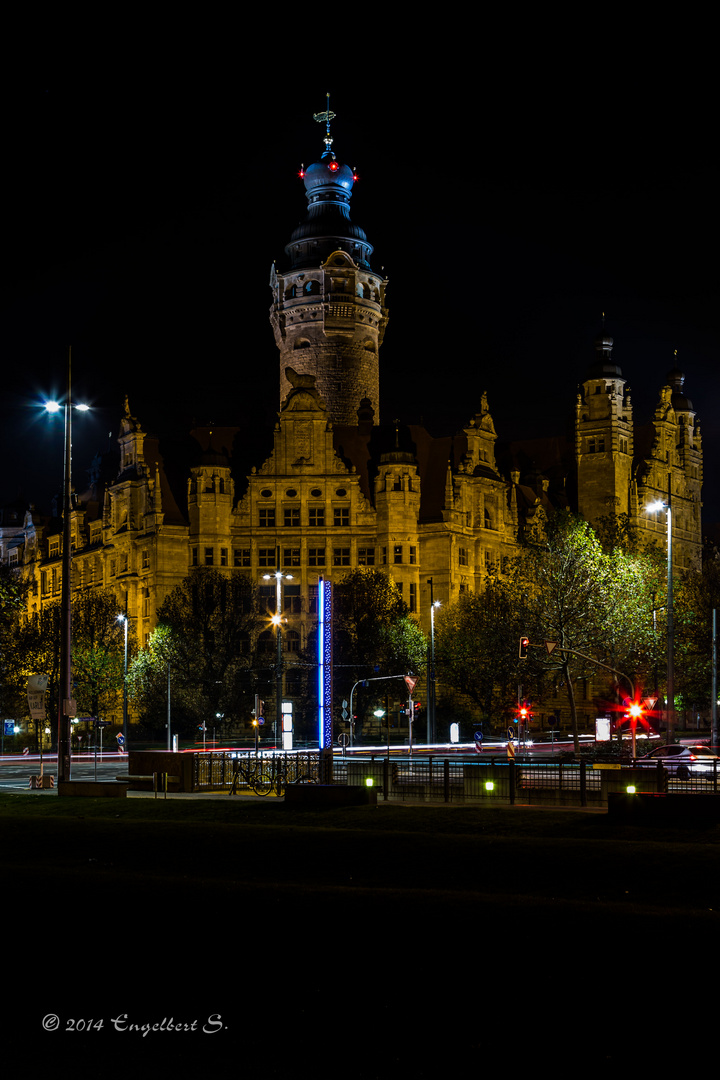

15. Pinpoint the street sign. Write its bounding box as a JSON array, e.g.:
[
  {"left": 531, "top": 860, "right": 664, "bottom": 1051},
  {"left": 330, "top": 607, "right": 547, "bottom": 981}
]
[
  {"left": 545, "top": 641, "right": 558, "bottom": 655},
  {"left": 643, "top": 697, "right": 658, "bottom": 710},
  {"left": 404, "top": 675, "right": 418, "bottom": 692}
]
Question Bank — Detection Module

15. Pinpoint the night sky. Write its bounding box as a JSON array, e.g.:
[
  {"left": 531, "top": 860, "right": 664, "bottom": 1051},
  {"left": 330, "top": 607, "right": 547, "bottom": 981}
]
[{"left": 2, "top": 61, "right": 716, "bottom": 520}]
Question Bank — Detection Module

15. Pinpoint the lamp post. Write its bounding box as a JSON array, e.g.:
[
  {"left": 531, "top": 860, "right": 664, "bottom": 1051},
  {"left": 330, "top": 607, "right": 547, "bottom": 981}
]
[
  {"left": 264, "top": 559, "right": 293, "bottom": 747},
  {"left": 117, "top": 613, "right": 129, "bottom": 750},
  {"left": 45, "top": 351, "right": 89, "bottom": 783},
  {"left": 427, "top": 578, "right": 440, "bottom": 745},
  {"left": 647, "top": 475, "right": 674, "bottom": 742}
]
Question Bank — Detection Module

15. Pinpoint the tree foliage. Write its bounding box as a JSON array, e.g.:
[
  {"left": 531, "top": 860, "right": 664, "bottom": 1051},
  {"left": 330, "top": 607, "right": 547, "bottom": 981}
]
[
  {"left": 333, "top": 568, "right": 426, "bottom": 682},
  {"left": 435, "top": 580, "right": 524, "bottom": 725},
  {"left": 674, "top": 550, "right": 720, "bottom": 711},
  {"left": 436, "top": 511, "right": 662, "bottom": 747},
  {"left": 512, "top": 511, "right": 659, "bottom": 748},
  {"left": 129, "top": 568, "right": 260, "bottom": 738}
]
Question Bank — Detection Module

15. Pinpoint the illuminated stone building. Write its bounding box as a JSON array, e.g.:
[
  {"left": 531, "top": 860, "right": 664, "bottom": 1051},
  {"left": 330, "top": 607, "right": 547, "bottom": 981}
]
[{"left": 1, "top": 113, "right": 704, "bottom": 732}]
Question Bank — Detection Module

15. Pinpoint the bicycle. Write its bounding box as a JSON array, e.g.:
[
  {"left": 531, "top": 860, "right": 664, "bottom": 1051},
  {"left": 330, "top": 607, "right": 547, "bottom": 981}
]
[{"left": 229, "top": 757, "right": 273, "bottom": 796}]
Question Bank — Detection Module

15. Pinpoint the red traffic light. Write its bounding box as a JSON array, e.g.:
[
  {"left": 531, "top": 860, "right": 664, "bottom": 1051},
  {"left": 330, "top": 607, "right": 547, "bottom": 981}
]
[{"left": 519, "top": 637, "right": 530, "bottom": 659}]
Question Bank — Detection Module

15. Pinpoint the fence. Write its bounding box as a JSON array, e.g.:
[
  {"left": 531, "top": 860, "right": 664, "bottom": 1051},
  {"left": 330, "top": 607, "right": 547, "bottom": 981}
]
[
  {"left": 193, "top": 750, "right": 321, "bottom": 792},
  {"left": 188, "top": 750, "right": 720, "bottom": 805}
]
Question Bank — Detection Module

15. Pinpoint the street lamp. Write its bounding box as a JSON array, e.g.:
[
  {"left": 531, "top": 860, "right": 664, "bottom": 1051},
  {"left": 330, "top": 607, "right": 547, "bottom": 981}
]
[
  {"left": 647, "top": 477, "right": 674, "bottom": 742},
  {"left": 427, "top": 578, "right": 440, "bottom": 744},
  {"left": 263, "top": 563, "right": 293, "bottom": 746},
  {"left": 44, "top": 351, "right": 89, "bottom": 783},
  {"left": 117, "top": 613, "right": 129, "bottom": 751}
]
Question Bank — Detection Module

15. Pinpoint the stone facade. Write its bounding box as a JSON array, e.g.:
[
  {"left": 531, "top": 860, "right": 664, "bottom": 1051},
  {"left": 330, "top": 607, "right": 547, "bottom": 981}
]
[{"left": 0, "top": 120, "right": 705, "bottom": 731}]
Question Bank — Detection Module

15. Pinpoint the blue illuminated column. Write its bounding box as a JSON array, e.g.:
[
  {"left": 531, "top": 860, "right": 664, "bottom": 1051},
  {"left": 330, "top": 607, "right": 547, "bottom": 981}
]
[{"left": 317, "top": 577, "right": 333, "bottom": 751}]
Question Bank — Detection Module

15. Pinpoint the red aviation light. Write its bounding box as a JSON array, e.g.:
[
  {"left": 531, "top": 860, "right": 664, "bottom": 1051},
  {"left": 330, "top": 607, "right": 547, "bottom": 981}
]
[
  {"left": 298, "top": 165, "right": 305, "bottom": 179},
  {"left": 328, "top": 159, "right": 340, "bottom": 172}
]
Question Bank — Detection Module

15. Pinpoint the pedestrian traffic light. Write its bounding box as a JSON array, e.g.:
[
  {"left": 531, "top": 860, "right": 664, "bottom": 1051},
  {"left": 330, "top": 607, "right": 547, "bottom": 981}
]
[{"left": 519, "top": 636, "right": 530, "bottom": 659}]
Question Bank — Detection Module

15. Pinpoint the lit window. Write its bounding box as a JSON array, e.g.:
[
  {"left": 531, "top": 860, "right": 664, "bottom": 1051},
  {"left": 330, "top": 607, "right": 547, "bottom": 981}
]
[{"left": 393, "top": 545, "right": 403, "bottom": 564}]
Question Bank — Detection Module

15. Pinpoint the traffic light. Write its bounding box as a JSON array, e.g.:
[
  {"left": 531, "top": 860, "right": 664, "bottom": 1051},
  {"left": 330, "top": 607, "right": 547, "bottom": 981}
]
[
  {"left": 519, "top": 636, "right": 530, "bottom": 659},
  {"left": 252, "top": 696, "right": 265, "bottom": 727}
]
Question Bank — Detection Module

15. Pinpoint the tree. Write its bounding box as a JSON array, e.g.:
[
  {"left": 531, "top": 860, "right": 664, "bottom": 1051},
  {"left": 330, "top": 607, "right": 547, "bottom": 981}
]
[
  {"left": 71, "top": 589, "right": 132, "bottom": 721},
  {"left": 511, "top": 511, "right": 658, "bottom": 750},
  {"left": 130, "top": 568, "right": 260, "bottom": 739},
  {"left": 674, "top": 549, "right": 720, "bottom": 713},
  {"left": 435, "top": 579, "right": 525, "bottom": 727},
  {"left": 327, "top": 569, "right": 426, "bottom": 737},
  {"left": 333, "top": 568, "right": 426, "bottom": 684}
]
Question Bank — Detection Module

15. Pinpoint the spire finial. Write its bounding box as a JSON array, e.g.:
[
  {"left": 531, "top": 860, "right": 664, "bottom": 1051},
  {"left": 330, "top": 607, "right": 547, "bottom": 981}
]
[{"left": 313, "top": 92, "right": 336, "bottom": 151}]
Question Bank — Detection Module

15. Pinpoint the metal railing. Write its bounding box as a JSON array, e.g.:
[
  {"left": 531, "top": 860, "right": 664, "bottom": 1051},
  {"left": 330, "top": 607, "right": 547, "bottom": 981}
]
[
  {"left": 193, "top": 750, "right": 320, "bottom": 792},
  {"left": 189, "top": 750, "right": 720, "bottom": 804}
]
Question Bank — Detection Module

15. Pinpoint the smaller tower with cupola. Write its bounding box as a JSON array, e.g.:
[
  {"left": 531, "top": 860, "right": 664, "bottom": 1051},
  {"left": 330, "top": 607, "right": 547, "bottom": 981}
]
[{"left": 575, "top": 330, "right": 634, "bottom": 525}]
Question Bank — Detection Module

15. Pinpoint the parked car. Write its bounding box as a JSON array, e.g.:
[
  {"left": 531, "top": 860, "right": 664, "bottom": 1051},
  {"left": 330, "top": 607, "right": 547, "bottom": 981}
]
[{"left": 637, "top": 744, "right": 719, "bottom": 780}]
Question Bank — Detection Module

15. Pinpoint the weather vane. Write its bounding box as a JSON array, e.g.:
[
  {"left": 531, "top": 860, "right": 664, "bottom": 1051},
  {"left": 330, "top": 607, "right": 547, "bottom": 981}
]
[{"left": 313, "top": 92, "right": 336, "bottom": 150}]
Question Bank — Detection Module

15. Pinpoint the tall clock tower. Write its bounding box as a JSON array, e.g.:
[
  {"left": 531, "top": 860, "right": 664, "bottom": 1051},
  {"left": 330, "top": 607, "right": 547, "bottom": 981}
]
[{"left": 269, "top": 99, "right": 388, "bottom": 425}]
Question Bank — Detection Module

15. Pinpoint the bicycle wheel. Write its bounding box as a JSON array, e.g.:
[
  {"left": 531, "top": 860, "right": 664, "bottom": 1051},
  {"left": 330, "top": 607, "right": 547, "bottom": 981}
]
[{"left": 250, "top": 770, "right": 273, "bottom": 796}]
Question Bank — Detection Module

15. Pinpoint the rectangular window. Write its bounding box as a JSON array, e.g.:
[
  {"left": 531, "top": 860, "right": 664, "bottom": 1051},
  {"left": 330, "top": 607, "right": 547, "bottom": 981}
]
[
  {"left": 309, "top": 547, "right": 326, "bottom": 567},
  {"left": 358, "top": 547, "right": 375, "bottom": 566},
  {"left": 309, "top": 507, "right": 325, "bottom": 527},
  {"left": 191, "top": 546, "right": 198, "bottom": 567},
  {"left": 259, "top": 548, "right": 276, "bottom": 568},
  {"left": 409, "top": 546, "right": 417, "bottom": 565},
  {"left": 283, "top": 547, "right": 301, "bottom": 567},
  {"left": 393, "top": 545, "right": 403, "bottom": 564},
  {"left": 409, "top": 582, "right": 417, "bottom": 612},
  {"left": 205, "top": 547, "right": 214, "bottom": 566},
  {"left": 333, "top": 547, "right": 350, "bottom": 566},
  {"left": 334, "top": 507, "right": 350, "bottom": 527},
  {"left": 234, "top": 548, "right": 251, "bottom": 567},
  {"left": 308, "top": 585, "right": 318, "bottom": 613},
  {"left": 284, "top": 584, "right": 302, "bottom": 614},
  {"left": 259, "top": 508, "right": 276, "bottom": 528},
  {"left": 220, "top": 548, "right": 228, "bottom": 567},
  {"left": 142, "top": 549, "right": 150, "bottom": 570},
  {"left": 284, "top": 507, "right": 300, "bottom": 528},
  {"left": 259, "top": 585, "right": 275, "bottom": 614},
  {"left": 459, "top": 547, "right": 468, "bottom": 566}
]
